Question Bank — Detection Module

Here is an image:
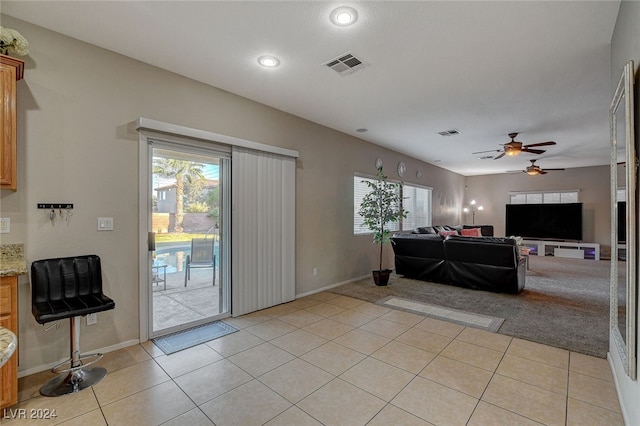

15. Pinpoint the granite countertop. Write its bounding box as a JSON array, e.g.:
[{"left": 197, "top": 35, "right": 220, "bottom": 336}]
[{"left": 0, "top": 244, "right": 27, "bottom": 277}]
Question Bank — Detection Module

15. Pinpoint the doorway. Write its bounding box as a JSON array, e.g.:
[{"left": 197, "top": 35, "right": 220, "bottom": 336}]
[{"left": 147, "top": 141, "right": 230, "bottom": 338}]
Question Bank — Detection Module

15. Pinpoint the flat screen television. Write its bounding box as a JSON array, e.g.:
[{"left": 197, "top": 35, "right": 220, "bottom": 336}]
[{"left": 505, "top": 203, "right": 583, "bottom": 241}]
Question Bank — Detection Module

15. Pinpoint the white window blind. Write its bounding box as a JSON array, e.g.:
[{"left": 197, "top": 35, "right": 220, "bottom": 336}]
[
  {"left": 402, "top": 184, "right": 432, "bottom": 231},
  {"left": 354, "top": 174, "right": 431, "bottom": 235},
  {"left": 354, "top": 175, "right": 377, "bottom": 235},
  {"left": 510, "top": 190, "right": 579, "bottom": 204}
]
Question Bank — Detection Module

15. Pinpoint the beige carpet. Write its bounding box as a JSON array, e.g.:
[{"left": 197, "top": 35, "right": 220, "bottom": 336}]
[{"left": 330, "top": 255, "right": 611, "bottom": 358}]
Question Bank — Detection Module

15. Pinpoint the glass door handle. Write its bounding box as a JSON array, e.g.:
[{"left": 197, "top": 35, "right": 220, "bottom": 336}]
[{"left": 148, "top": 232, "right": 156, "bottom": 252}]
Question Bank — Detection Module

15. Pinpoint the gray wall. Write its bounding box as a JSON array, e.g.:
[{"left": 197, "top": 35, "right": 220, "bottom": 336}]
[
  {"left": 0, "top": 15, "right": 464, "bottom": 372},
  {"left": 0, "top": 8, "right": 622, "bottom": 380},
  {"left": 610, "top": 1, "right": 640, "bottom": 424},
  {"left": 465, "top": 165, "right": 610, "bottom": 255}
]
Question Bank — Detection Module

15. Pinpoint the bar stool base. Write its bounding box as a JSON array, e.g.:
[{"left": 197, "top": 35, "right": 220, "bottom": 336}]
[{"left": 40, "top": 366, "right": 107, "bottom": 397}]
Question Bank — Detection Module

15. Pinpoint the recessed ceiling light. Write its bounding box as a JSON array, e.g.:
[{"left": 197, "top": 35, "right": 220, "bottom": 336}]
[
  {"left": 330, "top": 6, "right": 358, "bottom": 26},
  {"left": 258, "top": 55, "right": 280, "bottom": 68}
]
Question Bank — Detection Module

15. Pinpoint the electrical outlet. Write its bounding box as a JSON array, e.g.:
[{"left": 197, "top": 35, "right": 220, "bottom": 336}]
[
  {"left": 86, "top": 313, "right": 97, "bottom": 326},
  {"left": 0, "top": 218, "right": 10, "bottom": 233}
]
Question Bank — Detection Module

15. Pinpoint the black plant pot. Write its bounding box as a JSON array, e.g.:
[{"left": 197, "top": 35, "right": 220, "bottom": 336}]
[{"left": 372, "top": 269, "right": 392, "bottom": 286}]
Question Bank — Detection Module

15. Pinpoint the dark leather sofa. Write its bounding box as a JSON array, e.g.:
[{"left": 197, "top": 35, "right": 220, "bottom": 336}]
[
  {"left": 391, "top": 231, "right": 526, "bottom": 294},
  {"left": 413, "top": 224, "right": 495, "bottom": 237}
]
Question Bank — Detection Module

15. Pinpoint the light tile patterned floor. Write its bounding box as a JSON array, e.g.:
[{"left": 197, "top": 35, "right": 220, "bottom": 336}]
[{"left": 9, "top": 293, "right": 624, "bottom": 425}]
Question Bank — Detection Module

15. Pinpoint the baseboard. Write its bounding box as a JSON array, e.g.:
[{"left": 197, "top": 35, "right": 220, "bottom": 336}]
[
  {"left": 18, "top": 339, "right": 140, "bottom": 378},
  {"left": 296, "top": 274, "right": 369, "bottom": 298},
  {"left": 608, "top": 352, "right": 632, "bottom": 426}
]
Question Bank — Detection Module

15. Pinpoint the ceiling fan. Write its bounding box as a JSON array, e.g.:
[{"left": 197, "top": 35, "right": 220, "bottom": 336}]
[
  {"left": 508, "top": 159, "right": 566, "bottom": 176},
  {"left": 473, "top": 133, "right": 556, "bottom": 160}
]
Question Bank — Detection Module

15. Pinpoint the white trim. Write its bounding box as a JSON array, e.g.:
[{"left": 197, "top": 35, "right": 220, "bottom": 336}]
[
  {"left": 18, "top": 339, "right": 140, "bottom": 378},
  {"left": 295, "top": 274, "right": 369, "bottom": 298},
  {"left": 135, "top": 117, "right": 299, "bottom": 158},
  {"left": 138, "top": 132, "right": 150, "bottom": 343}
]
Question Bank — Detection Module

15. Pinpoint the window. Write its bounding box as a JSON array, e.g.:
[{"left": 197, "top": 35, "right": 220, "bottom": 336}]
[
  {"left": 402, "top": 184, "right": 432, "bottom": 231},
  {"left": 509, "top": 190, "right": 579, "bottom": 204},
  {"left": 353, "top": 174, "right": 432, "bottom": 235}
]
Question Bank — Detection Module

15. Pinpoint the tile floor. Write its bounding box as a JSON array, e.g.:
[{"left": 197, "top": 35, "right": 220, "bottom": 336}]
[{"left": 7, "top": 292, "right": 624, "bottom": 425}]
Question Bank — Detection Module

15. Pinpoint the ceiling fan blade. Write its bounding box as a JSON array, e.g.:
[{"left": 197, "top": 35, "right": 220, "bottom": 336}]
[
  {"left": 538, "top": 170, "right": 548, "bottom": 175},
  {"left": 525, "top": 141, "right": 556, "bottom": 148},
  {"left": 521, "top": 148, "right": 546, "bottom": 154},
  {"left": 493, "top": 152, "right": 506, "bottom": 160},
  {"left": 506, "top": 170, "right": 524, "bottom": 173},
  {"left": 472, "top": 149, "right": 501, "bottom": 154}
]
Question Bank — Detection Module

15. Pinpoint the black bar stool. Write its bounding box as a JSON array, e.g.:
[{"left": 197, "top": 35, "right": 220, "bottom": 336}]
[{"left": 31, "top": 255, "right": 115, "bottom": 396}]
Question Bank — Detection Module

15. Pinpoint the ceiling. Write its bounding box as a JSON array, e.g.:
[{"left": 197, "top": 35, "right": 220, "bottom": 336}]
[{"left": 2, "top": 1, "right": 621, "bottom": 176}]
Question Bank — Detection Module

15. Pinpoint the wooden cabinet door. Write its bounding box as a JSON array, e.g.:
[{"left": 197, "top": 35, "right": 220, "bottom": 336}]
[
  {"left": 0, "top": 63, "right": 17, "bottom": 190},
  {"left": 0, "top": 276, "right": 18, "bottom": 408}
]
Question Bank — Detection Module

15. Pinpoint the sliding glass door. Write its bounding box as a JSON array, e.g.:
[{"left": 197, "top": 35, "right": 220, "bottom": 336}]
[{"left": 147, "top": 141, "right": 230, "bottom": 338}]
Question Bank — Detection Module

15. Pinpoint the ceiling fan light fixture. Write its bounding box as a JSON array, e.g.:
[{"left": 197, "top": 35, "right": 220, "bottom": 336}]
[
  {"left": 505, "top": 147, "right": 520, "bottom": 156},
  {"left": 526, "top": 169, "right": 539, "bottom": 176}
]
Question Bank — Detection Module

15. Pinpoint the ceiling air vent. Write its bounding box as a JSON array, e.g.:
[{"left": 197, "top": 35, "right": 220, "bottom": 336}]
[
  {"left": 438, "top": 129, "right": 462, "bottom": 137},
  {"left": 323, "top": 52, "right": 367, "bottom": 75}
]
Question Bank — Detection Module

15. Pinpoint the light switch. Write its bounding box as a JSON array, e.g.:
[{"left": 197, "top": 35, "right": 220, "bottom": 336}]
[
  {"left": 97, "top": 217, "right": 114, "bottom": 231},
  {"left": 0, "top": 218, "right": 9, "bottom": 233}
]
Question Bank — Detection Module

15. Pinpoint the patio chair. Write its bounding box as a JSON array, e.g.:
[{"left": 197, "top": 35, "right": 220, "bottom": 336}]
[{"left": 184, "top": 238, "right": 216, "bottom": 287}]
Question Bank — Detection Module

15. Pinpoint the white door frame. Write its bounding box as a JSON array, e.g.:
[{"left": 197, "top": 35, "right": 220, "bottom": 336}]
[{"left": 135, "top": 117, "right": 298, "bottom": 342}]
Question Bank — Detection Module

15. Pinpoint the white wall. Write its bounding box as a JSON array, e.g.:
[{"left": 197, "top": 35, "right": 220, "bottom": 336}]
[
  {"left": 0, "top": 15, "right": 465, "bottom": 372},
  {"left": 609, "top": 1, "right": 640, "bottom": 424}
]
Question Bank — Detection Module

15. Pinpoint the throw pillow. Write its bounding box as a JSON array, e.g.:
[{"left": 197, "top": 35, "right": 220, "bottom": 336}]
[
  {"left": 438, "top": 230, "right": 458, "bottom": 237},
  {"left": 460, "top": 227, "right": 482, "bottom": 237}
]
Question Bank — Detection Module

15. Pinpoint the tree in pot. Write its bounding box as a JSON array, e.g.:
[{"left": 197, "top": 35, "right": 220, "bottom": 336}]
[{"left": 358, "top": 166, "right": 407, "bottom": 286}]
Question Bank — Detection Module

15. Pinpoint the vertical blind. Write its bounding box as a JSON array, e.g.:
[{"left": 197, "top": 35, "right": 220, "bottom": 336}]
[{"left": 232, "top": 147, "right": 296, "bottom": 316}]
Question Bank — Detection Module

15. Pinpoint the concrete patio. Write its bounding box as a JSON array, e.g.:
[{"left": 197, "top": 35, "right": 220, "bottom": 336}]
[{"left": 152, "top": 267, "right": 221, "bottom": 332}]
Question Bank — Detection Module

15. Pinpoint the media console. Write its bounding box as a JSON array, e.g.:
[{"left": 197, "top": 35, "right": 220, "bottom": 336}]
[{"left": 521, "top": 240, "right": 600, "bottom": 261}]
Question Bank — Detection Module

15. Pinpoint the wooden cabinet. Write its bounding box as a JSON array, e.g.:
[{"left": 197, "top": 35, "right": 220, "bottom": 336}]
[
  {"left": 0, "top": 55, "right": 24, "bottom": 191},
  {"left": 0, "top": 275, "right": 18, "bottom": 408}
]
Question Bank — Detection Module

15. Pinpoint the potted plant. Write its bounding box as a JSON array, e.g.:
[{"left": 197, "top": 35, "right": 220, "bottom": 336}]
[{"left": 358, "top": 166, "right": 407, "bottom": 286}]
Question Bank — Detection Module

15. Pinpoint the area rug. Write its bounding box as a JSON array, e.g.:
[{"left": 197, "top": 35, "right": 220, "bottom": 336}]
[
  {"left": 330, "top": 255, "right": 611, "bottom": 358},
  {"left": 378, "top": 296, "right": 504, "bottom": 332},
  {"left": 153, "top": 321, "right": 237, "bottom": 355}
]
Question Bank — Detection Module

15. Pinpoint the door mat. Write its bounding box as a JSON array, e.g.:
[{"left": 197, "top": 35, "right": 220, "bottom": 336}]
[
  {"left": 153, "top": 321, "right": 237, "bottom": 355},
  {"left": 377, "top": 296, "right": 504, "bottom": 332}
]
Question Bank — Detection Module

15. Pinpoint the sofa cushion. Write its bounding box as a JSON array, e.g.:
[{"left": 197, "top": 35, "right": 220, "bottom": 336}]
[
  {"left": 415, "top": 226, "right": 437, "bottom": 234},
  {"left": 438, "top": 230, "right": 459, "bottom": 237},
  {"left": 460, "top": 227, "right": 482, "bottom": 237},
  {"left": 415, "top": 225, "right": 494, "bottom": 237}
]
